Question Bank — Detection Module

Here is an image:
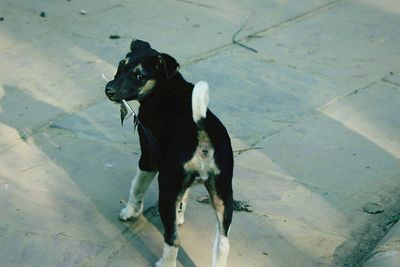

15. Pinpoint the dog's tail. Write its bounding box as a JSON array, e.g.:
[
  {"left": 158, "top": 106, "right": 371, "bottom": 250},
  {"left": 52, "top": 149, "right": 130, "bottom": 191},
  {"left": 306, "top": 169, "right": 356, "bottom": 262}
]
[{"left": 192, "top": 81, "right": 209, "bottom": 129}]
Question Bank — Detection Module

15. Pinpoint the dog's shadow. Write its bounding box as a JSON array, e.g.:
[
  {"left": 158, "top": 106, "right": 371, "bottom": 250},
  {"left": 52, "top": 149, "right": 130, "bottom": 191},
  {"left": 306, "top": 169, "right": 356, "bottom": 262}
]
[
  {"left": 0, "top": 85, "right": 63, "bottom": 142},
  {"left": 121, "top": 206, "right": 197, "bottom": 267}
]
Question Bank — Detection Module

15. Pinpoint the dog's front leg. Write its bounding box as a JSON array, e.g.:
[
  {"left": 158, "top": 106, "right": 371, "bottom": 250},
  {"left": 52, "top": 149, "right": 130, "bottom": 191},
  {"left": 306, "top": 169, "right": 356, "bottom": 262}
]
[
  {"left": 155, "top": 183, "right": 180, "bottom": 267},
  {"left": 119, "top": 165, "right": 157, "bottom": 220},
  {"left": 155, "top": 243, "right": 179, "bottom": 267}
]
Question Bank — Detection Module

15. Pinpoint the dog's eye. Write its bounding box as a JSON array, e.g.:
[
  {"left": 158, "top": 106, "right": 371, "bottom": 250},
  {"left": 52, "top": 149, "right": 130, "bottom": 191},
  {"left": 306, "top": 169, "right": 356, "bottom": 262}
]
[{"left": 136, "top": 74, "right": 145, "bottom": 82}]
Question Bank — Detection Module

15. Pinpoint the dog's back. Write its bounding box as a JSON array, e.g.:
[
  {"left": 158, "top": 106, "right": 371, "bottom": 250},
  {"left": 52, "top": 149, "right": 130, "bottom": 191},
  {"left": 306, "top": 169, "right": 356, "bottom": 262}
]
[{"left": 139, "top": 76, "right": 233, "bottom": 176}]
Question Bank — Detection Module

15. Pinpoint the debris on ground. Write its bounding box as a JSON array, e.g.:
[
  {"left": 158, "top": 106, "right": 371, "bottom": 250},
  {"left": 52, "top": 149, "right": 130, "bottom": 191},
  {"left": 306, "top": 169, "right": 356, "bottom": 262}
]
[
  {"left": 196, "top": 195, "right": 252, "bottom": 212},
  {"left": 109, "top": 34, "right": 121, "bottom": 39},
  {"left": 233, "top": 200, "right": 252, "bottom": 212},
  {"left": 80, "top": 9, "right": 87, "bottom": 15},
  {"left": 363, "top": 202, "right": 385, "bottom": 214},
  {"left": 0, "top": 17, "right": 4, "bottom": 21},
  {"left": 40, "top": 11, "right": 46, "bottom": 18},
  {"left": 196, "top": 195, "right": 210, "bottom": 204}
]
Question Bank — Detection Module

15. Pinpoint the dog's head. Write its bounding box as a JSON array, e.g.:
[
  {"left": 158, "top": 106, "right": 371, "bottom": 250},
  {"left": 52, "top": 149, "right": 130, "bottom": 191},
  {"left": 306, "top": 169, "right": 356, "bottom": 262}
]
[{"left": 105, "top": 39, "right": 179, "bottom": 102}]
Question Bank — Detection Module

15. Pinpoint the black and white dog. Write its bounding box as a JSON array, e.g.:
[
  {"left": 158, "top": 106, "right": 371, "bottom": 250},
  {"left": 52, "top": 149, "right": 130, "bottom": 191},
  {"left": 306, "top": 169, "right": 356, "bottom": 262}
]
[{"left": 105, "top": 39, "right": 233, "bottom": 267}]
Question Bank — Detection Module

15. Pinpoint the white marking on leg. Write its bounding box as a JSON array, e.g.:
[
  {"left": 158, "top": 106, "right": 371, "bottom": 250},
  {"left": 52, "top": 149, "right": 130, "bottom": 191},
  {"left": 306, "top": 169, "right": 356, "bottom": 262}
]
[
  {"left": 119, "top": 166, "right": 157, "bottom": 220},
  {"left": 212, "top": 224, "right": 230, "bottom": 267},
  {"left": 155, "top": 243, "right": 178, "bottom": 267},
  {"left": 209, "top": 191, "right": 230, "bottom": 267},
  {"left": 176, "top": 188, "right": 190, "bottom": 226}
]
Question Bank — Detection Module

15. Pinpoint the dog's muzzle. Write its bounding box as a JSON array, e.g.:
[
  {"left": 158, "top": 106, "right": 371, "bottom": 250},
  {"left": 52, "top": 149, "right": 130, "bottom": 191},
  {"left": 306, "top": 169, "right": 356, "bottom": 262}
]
[{"left": 105, "top": 83, "right": 117, "bottom": 100}]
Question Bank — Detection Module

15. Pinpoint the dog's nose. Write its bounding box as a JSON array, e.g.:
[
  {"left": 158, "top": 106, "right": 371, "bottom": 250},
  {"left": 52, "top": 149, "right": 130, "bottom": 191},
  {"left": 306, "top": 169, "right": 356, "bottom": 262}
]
[{"left": 105, "top": 86, "right": 116, "bottom": 98}]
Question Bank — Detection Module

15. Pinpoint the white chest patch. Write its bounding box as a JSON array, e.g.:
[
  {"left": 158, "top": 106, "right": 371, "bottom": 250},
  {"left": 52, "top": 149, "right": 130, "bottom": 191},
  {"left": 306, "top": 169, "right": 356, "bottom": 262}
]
[{"left": 184, "top": 131, "right": 220, "bottom": 181}]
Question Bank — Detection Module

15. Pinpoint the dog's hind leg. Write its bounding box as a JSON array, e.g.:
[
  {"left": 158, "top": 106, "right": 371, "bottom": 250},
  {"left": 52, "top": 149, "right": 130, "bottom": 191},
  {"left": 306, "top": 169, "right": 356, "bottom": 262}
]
[
  {"left": 206, "top": 176, "right": 233, "bottom": 267},
  {"left": 119, "top": 165, "right": 157, "bottom": 221},
  {"left": 176, "top": 187, "right": 190, "bottom": 226}
]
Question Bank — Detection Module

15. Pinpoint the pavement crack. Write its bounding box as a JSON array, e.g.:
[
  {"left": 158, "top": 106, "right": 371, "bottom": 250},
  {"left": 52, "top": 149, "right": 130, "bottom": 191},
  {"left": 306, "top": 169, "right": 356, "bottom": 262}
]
[
  {"left": 232, "top": 19, "right": 259, "bottom": 53},
  {"left": 334, "top": 189, "right": 400, "bottom": 266},
  {"left": 233, "top": 146, "right": 263, "bottom": 155},
  {"left": 382, "top": 77, "right": 400, "bottom": 87},
  {"left": 247, "top": 79, "right": 378, "bottom": 144},
  {"left": 80, "top": 206, "right": 159, "bottom": 267},
  {"left": 176, "top": 0, "right": 215, "bottom": 9},
  {"left": 182, "top": 0, "right": 345, "bottom": 67},
  {"left": 181, "top": 44, "right": 233, "bottom": 68},
  {"left": 317, "top": 81, "right": 377, "bottom": 112},
  {"left": 0, "top": 225, "right": 92, "bottom": 242},
  {"left": 245, "top": 0, "right": 345, "bottom": 39}
]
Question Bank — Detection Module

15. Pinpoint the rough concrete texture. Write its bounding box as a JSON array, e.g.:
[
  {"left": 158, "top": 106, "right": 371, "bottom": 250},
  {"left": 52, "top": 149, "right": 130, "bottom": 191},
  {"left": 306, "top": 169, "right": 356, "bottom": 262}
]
[
  {"left": 363, "top": 219, "right": 400, "bottom": 267},
  {"left": 1, "top": 0, "right": 400, "bottom": 266}
]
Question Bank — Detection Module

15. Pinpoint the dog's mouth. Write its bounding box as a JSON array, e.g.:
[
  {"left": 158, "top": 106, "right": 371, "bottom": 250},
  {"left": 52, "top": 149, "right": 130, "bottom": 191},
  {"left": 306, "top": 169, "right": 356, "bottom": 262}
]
[
  {"left": 108, "top": 97, "right": 122, "bottom": 104},
  {"left": 103, "top": 74, "right": 138, "bottom": 125},
  {"left": 103, "top": 74, "right": 128, "bottom": 103},
  {"left": 105, "top": 86, "right": 139, "bottom": 103}
]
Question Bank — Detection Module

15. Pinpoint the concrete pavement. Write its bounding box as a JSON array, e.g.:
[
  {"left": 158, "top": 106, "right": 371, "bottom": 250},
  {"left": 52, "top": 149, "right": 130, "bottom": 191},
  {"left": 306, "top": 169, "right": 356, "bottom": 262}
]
[{"left": 1, "top": 0, "right": 400, "bottom": 266}]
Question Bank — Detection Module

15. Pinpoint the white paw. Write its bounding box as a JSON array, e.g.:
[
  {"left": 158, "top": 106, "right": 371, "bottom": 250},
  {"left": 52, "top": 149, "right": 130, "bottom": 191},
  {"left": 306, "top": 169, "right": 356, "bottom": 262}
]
[
  {"left": 154, "top": 258, "right": 162, "bottom": 267},
  {"left": 119, "top": 204, "right": 141, "bottom": 221},
  {"left": 154, "top": 258, "right": 176, "bottom": 267}
]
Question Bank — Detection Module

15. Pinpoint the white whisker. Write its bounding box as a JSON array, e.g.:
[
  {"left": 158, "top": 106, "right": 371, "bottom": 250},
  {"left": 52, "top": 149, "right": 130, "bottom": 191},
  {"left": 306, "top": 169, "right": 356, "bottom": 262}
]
[{"left": 102, "top": 73, "right": 110, "bottom": 83}]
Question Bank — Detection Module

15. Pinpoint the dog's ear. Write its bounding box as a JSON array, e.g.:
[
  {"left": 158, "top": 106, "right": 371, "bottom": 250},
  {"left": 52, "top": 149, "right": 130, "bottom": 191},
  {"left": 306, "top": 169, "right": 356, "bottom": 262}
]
[
  {"left": 157, "top": 53, "right": 180, "bottom": 79},
  {"left": 130, "top": 39, "right": 151, "bottom": 52}
]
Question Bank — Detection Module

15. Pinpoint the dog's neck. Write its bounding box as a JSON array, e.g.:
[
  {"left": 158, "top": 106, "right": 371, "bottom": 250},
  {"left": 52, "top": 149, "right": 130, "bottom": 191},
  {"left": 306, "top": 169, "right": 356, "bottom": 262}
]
[
  {"left": 135, "top": 73, "right": 193, "bottom": 162},
  {"left": 139, "top": 73, "right": 190, "bottom": 108}
]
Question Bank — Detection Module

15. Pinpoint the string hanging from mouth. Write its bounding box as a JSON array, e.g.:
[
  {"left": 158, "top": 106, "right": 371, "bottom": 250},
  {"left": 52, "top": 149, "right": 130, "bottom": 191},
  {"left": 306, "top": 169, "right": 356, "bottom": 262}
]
[{"left": 102, "top": 73, "right": 160, "bottom": 162}]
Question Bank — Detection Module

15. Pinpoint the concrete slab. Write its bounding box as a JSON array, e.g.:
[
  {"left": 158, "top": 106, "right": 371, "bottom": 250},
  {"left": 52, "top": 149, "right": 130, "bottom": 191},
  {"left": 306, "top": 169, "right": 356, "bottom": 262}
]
[
  {"left": 322, "top": 81, "right": 400, "bottom": 159},
  {"left": 255, "top": 112, "right": 400, "bottom": 210},
  {"left": 246, "top": 0, "right": 400, "bottom": 93},
  {"left": 90, "top": 192, "right": 331, "bottom": 267},
  {"left": 59, "top": 0, "right": 333, "bottom": 63},
  {"left": 0, "top": 2, "right": 71, "bottom": 43},
  {"left": 8, "top": 0, "right": 126, "bottom": 19},
  {"left": 182, "top": 46, "right": 346, "bottom": 145},
  {"left": 0, "top": 226, "right": 102, "bottom": 267},
  {"left": 0, "top": 139, "right": 120, "bottom": 266},
  {"left": 0, "top": 85, "right": 64, "bottom": 149},
  {"left": 243, "top": 111, "right": 400, "bottom": 264},
  {"left": 48, "top": 100, "right": 140, "bottom": 145},
  {"left": 384, "top": 72, "right": 400, "bottom": 87},
  {"left": 363, "top": 220, "right": 400, "bottom": 266},
  {"left": 0, "top": 36, "right": 113, "bottom": 110},
  {"left": 1, "top": 0, "right": 400, "bottom": 266}
]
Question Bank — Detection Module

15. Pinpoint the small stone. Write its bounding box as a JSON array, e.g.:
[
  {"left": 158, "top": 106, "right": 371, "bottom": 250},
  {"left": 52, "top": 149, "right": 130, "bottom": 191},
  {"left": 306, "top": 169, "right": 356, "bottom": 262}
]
[
  {"left": 196, "top": 195, "right": 210, "bottom": 204},
  {"left": 40, "top": 11, "right": 46, "bottom": 17},
  {"left": 363, "top": 202, "right": 384, "bottom": 214},
  {"left": 233, "top": 200, "right": 252, "bottom": 212},
  {"left": 109, "top": 34, "right": 121, "bottom": 39},
  {"left": 0, "top": 17, "right": 4, "bottom": 21},
  {"left": 80, "top": 9, "right": 87, "bottom": 15}
]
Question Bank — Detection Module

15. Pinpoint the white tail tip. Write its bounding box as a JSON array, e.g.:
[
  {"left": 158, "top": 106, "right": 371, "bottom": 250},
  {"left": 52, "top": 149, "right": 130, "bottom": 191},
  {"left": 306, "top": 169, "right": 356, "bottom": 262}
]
[{"left": 192, "top": 81, "right": 209, "bottom": 123}]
